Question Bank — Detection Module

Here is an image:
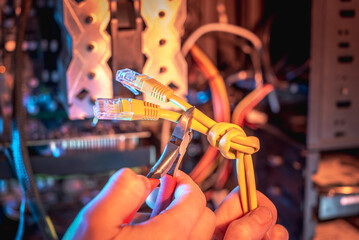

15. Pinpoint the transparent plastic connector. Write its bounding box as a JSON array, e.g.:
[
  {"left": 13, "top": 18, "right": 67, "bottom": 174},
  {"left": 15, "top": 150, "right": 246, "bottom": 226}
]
[
  {"left": 93, "top": 97, "right": 160, "bottom": 121},
  {"left": 116, "top": 68, "right": 175, "bottom": 102},
  {"left": 116, "top": 68, "right": 150, "bottom": 95},
  {"left": 93, "top": 98, "right": 134, "bottom": 120}
]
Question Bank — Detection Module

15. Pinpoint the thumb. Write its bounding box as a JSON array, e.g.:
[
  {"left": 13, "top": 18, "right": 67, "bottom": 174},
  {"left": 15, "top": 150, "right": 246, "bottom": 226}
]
[
  {"left": 82, "top": 168, "right": 151, "bottom": 228},
  {"left": 224, "top": 206, "right": 273, "bottom": 240}
]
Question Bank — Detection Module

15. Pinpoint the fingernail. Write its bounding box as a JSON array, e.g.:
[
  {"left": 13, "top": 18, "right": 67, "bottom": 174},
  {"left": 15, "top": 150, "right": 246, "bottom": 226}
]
[{"left": 249, "top": 206, "right": 272, "bottom": 225}]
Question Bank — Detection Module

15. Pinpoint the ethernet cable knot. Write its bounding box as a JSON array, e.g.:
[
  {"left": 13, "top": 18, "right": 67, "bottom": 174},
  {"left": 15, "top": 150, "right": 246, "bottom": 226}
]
[{"left": 207, "top": 123, "right": 259, "bottom": 159}]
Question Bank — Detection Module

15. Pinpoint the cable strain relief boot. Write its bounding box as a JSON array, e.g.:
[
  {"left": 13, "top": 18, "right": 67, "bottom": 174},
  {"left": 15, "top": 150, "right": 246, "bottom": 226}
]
[
  {"left": 141, "top": 78, "right": 174, "bottom": 102},
  {"left": 143, "top": 101, "right": 160, "bottom": 120}
]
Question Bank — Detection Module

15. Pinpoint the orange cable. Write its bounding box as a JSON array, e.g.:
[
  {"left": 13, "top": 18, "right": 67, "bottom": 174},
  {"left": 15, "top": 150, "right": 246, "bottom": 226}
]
[
  {"left": 232, "top": 84, "right": 274, "bottom": 127},
  {"left": 189, "top": 45, "right": 230, "bottom": 183}
]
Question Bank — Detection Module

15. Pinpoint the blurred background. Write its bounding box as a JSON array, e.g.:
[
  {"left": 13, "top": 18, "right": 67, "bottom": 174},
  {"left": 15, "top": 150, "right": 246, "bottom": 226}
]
[{"left": 0, "top": 0, "right": 358, "bottom": 239}]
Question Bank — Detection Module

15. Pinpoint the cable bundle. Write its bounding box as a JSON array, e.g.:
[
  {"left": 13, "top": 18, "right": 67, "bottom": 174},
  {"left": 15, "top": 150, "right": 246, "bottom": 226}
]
[
  {"left": 188, "top": 43, "right": 273, "bottom": 212},
  {"left": 7, "top": 0, "right": 58, "bottom": 239},
  {"left": 207, "top": 123, "right": 259, "bottom": 212},
  {"left": 95, "top": 66, "right": 267, "bottom": 214},
  {"left": 94, "top": 19, "right": 277, "bottom": 217}
]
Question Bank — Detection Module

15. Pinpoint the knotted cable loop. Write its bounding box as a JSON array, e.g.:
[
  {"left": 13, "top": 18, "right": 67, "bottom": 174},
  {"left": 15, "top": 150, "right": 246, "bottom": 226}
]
[{"left": 207, "top": 123, "right": 260, "bottom": 159}]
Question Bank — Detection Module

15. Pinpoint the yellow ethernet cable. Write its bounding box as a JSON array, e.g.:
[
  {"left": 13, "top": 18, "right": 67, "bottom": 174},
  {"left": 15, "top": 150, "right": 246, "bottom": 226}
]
[
  {"left": 116, "top": 69, "right": 216, "bottom": 130},
  {"left": 94, "top": 98, "right": 160, "bottom": 121},
  {"left": 99, "top": 68, "right": 261, "bottom": 214},
  {"left": 93, "top": 98, "right": 208, "bottom": 134},
  {"left": 116, "top": 69, "right": 175, "bottom": 102}
]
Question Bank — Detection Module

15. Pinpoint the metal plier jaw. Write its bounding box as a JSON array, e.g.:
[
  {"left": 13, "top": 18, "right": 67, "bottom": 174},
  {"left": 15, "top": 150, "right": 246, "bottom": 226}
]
[{"left": 146, "top": 107, "right": 195, "bottom": 179}]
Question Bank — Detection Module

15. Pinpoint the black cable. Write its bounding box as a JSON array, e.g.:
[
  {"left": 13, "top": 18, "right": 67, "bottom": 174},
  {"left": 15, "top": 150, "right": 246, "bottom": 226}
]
[{"left": 10, "top": 0, "right": 58, "bottom": 239}]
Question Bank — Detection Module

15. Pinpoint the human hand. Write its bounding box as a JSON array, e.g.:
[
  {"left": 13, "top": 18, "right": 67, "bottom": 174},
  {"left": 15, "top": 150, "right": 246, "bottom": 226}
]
[
  {"left": 212, "top": 187, "right": 289, "bottom": 240},
  {"left": 63, "top": 168, "right": 215, "bottom": 240}
]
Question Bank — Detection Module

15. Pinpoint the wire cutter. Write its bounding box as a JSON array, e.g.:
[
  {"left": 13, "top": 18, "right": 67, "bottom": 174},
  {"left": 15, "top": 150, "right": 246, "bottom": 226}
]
[{"left": 123, "top": 107, "right": 195, "bottom": 224}]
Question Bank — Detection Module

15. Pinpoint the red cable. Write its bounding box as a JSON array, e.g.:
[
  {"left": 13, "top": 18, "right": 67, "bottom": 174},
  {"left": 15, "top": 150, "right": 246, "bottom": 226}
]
[
  {"left": 151, "top": 174, "right": 177, "bottom": 217},
  {"left": 123, "top": 178, "right": 160, "bottom": 224},
  {"left": 235, "top": 84, "right": 274, "bottom": 127}
]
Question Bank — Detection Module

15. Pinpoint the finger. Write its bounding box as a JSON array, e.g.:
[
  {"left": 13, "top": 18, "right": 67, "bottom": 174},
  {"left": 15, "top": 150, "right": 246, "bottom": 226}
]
[
  {"left": 188, "top": 207, "right": 216, "bottom": 240},
  {"left": 223, "top": 206, "right": 273, "bottom": 240},
  {"left": 81, "top": 168, "right": 151, "bottom": 231},
  {"left": 146, "top": 187, "right": 159, "bottom": 209},
  {"left": 257, "top": 192, "right": 277, "bottom": 238},
  {"left": 271, "top": 224, "right": 289, "bottom": 240},
  {"left": 115, "top": 171, "right": 207, "bottom": 240},
  {"left": 213, "top": 186, "right": 244, "bottom": 238},
  {"left": 214, "top": 187, "right": 277, "bottom": 239}
]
